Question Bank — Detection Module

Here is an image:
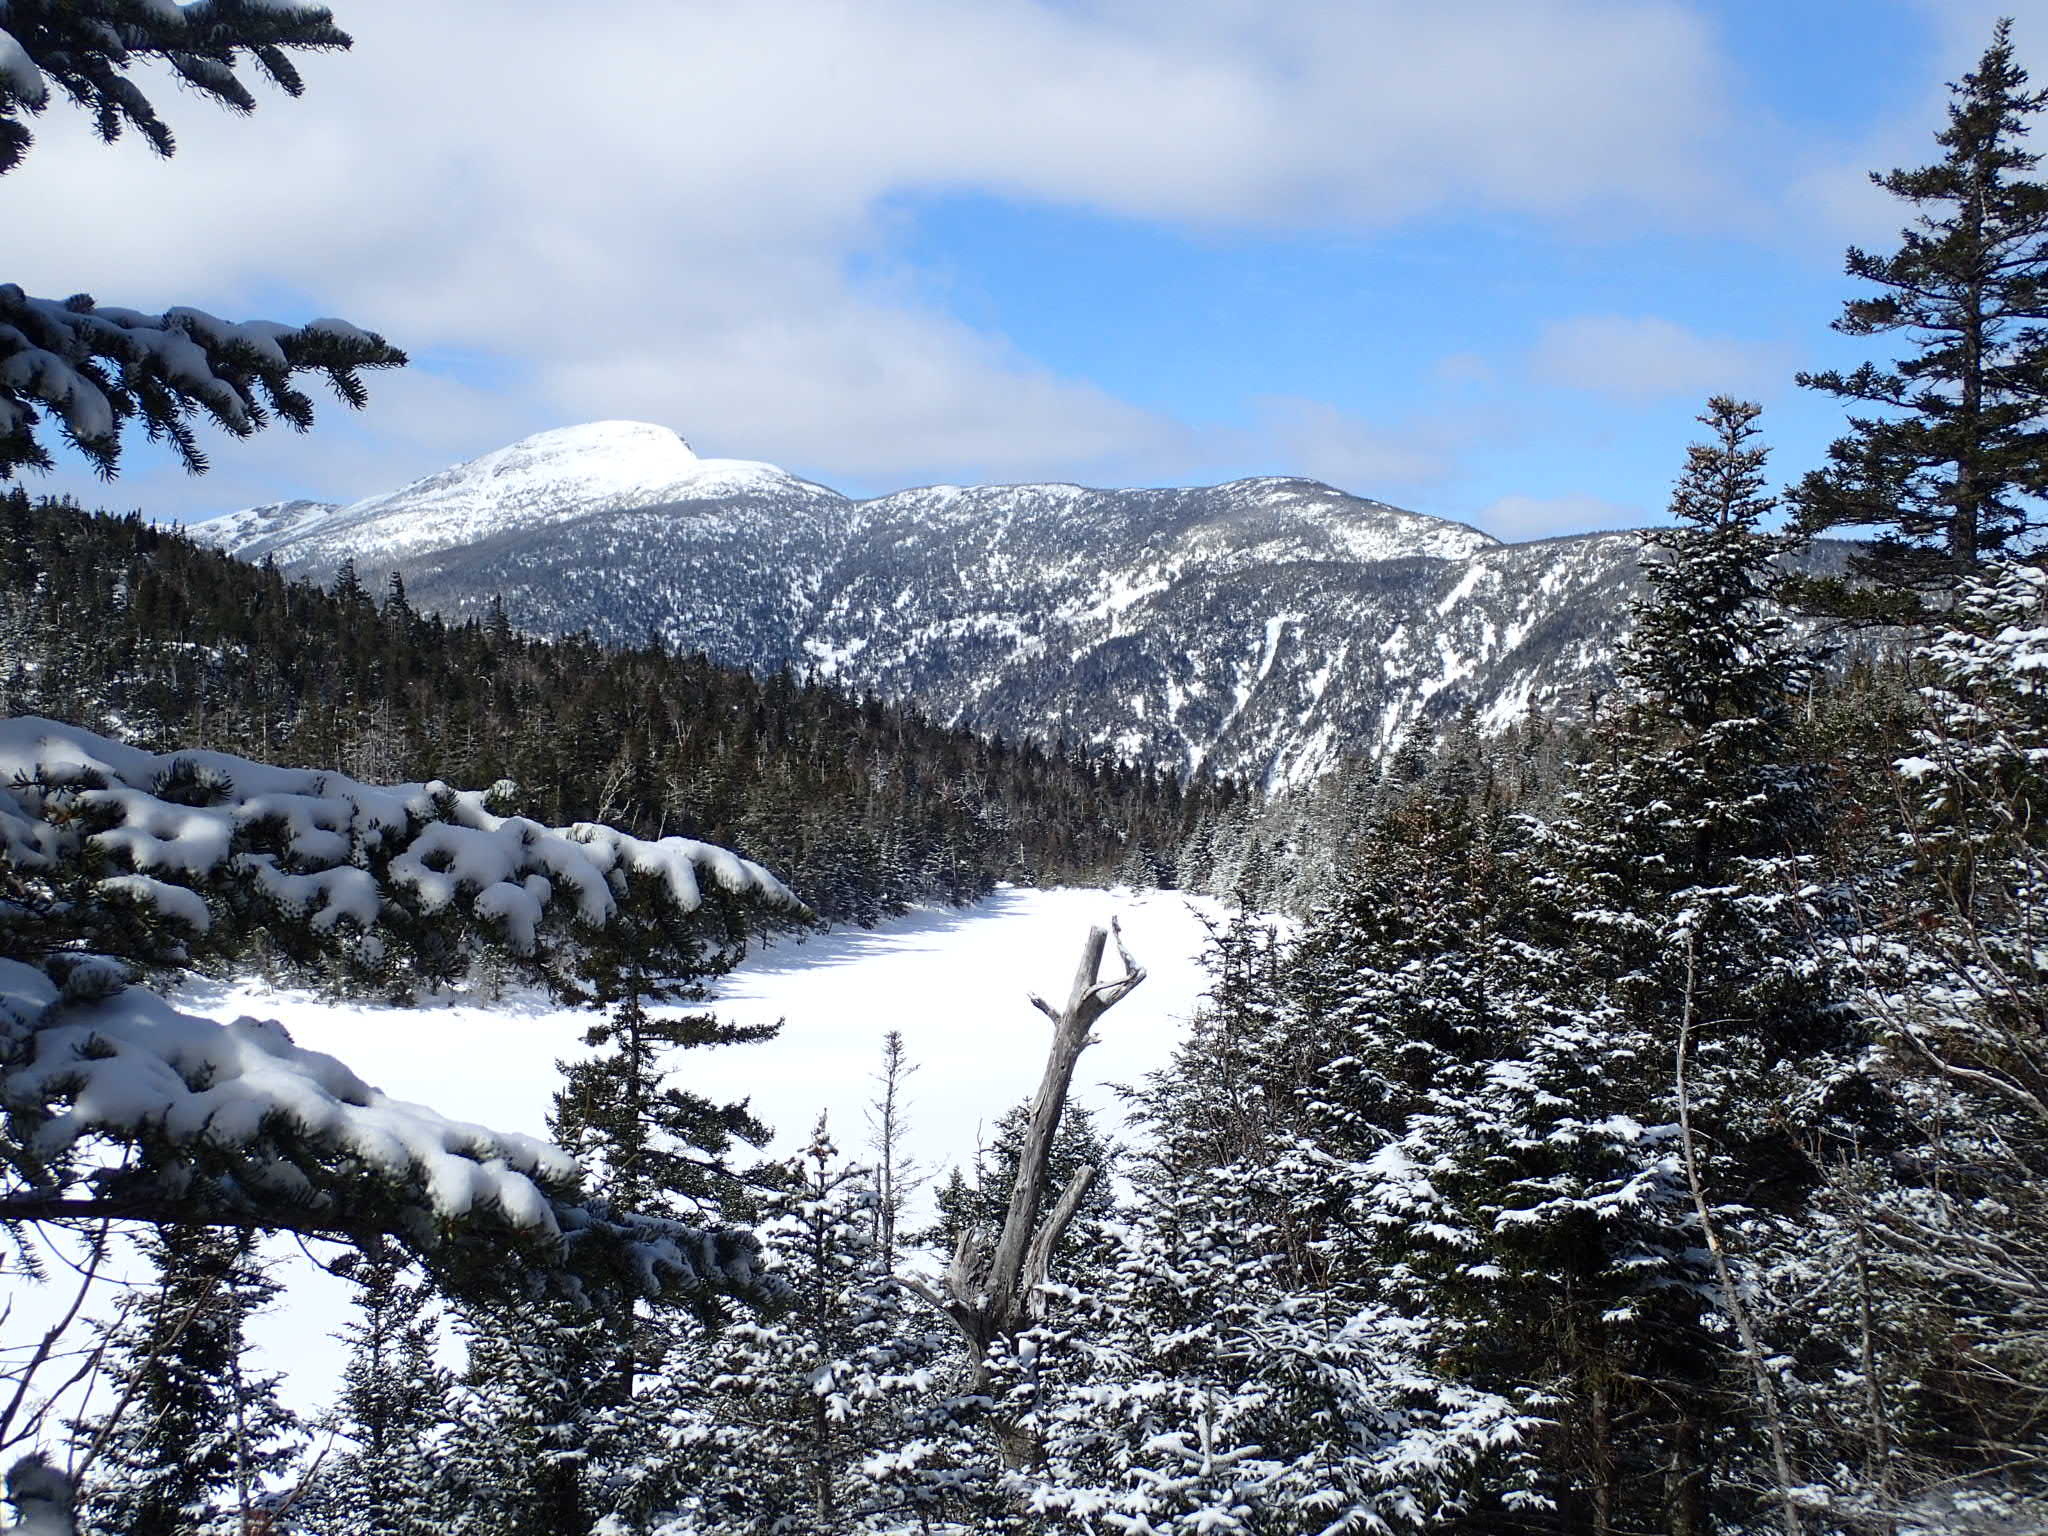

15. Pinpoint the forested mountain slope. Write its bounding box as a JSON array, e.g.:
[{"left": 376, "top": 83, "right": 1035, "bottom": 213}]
[
  {"left": 0, "top": 492, "right": 1233, "bottom": 922},
  {"left": 197, "top": 421, "right": 1855, "bottom": 787}
]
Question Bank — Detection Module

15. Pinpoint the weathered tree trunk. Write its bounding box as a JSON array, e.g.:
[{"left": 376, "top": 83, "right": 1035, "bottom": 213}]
[
  {"left": 1589, "top": 1379, "right": 1617, "bottom": 1536},
  {"left": 904, "top": 922, "right": 1144, "bottom": 1469},
  {"left": 1676, "top": 937, "right": 1804, "bottom": 1536}
]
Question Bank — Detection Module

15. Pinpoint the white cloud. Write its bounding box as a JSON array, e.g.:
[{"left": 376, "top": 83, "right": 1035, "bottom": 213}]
[
  {"left": 1788, "top": 1, "right": 2048, "bottom": 247},
  {"left": 1254, "top": 396, "right": 1489, "bottom": 497},
  {"left": 1531, "top": 315, "right": 1782, "bottom": 404},
  {"left": 6, "top": 1, "right": 1751, "bottom": 514},
  {"left": 1473, "top": 492, "right": 1645, "bottom": 542}
]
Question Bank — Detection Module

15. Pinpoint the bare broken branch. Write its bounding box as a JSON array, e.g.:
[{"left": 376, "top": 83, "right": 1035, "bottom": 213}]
[
  {"left": 1022, "top": 1164, "right": 1098, "bottom": 1324},
  {"left": 907, "top": 922, "right": 1145, "bottom": 1468}
]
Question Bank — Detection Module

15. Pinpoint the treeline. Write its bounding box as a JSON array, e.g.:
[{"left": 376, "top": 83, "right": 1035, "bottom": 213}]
[{"left": 0, "top": 490, "right": 1242, "bottom": 922}]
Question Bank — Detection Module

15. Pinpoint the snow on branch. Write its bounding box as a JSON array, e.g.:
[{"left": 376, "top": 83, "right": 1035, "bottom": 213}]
[
  {"left": 0, "top": 1, "right": 354, "bottom": 175},
  {"left": 0, "top": 716, "right": 803, "bottom": 980},
  {"left": 0, "top": 287, "right": 405, "bottom": 480},
  {"left": 1, "top": 3, "right": 399, "bottom": 478},
  {"left": 0, "top": 960, "right": 778, "bottom": 1304},
  {"left": 0, "top": 718, "right": 806, "bottom": 1300}
]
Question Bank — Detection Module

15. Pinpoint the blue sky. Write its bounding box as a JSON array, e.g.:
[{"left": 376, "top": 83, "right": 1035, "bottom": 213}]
[{"left": 8, "top": 0, "right": 2040, "bottom": 539}]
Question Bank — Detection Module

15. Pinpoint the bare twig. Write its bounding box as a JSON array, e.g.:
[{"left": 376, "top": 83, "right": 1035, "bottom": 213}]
[{"left": 0, "top": 1223, "right": 113, "bottom": 1457}]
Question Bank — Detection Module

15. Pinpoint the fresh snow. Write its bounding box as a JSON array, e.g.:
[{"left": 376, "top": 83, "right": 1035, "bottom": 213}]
[
  {"left": 3, "top": 958, "right": 577, "bottom": 1234},
  {"left": 0, "top": 717, "right": 797, "bottom": 946},
  {"left": 14, "top": 887, "right": 1221, "bottom": 1413},
  {"left": 184, "top": 417, "right": 1668, "bottom": 788},
  {"left": 0, "top": 29, "right": 51, "bottom": 108},
  {"left": 189, "top": 497, "right": 340, "bottom": 551},
  {"left": 190, "top": 421, "right": 811, "bottom": 565}
]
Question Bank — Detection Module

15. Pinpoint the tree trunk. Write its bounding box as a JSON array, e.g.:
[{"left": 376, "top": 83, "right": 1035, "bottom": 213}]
[
  {"left": 1669, "top": 1411, "right": 1707, "bottom": 1536},
  {"left": 903, "top": 923, "right": 1144, "bottom": 1471}
]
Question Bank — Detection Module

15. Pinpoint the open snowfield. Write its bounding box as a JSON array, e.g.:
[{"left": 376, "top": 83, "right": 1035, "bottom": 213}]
[{"left": 13, "top": 887, "right": 1223, "bottom": 1418}]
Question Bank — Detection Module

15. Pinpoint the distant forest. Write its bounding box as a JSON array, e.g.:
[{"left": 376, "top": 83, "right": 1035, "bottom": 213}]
[{"left": 0, "top": 490, "right": 1246, "bottom": 925}]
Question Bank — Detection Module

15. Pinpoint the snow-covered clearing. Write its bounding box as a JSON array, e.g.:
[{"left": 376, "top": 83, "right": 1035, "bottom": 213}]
[{"left": 14, "top": 887, "right": 1222, "bottom": 1416}]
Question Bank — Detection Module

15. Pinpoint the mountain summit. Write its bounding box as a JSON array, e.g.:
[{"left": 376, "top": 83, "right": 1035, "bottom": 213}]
[
  {"left": 203, "top": 421, "right": 826, "bottom": 569},
  {"left": 194, "top": 423, "right": 1683, "bottom": 786}
]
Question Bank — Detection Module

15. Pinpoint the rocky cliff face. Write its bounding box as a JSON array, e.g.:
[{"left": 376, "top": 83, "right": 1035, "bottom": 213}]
[{"left": 195, "top": 421, "right": 1777, "bottom": 787}]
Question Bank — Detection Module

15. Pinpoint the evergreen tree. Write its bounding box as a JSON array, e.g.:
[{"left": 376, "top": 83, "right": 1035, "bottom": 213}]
[
  {"left": 864, "top": 1030, "right": 924, "bottom": 1271},
  {"left": 440, "top": 1299, "right": 613, "bottom": 1536},
  {"left": 1801, "top": 561, "right": 2048, "bottom": 1523},
  {"left": 79, "top": 1228, "right": 302, "bottom": 1536},
  {"left": 1793, "top": 20, "right": 2048, "bottom": 600},
  {"left": 303, "top": 1250, "right": 451, "bottom": 1536},
  {"left": 654, "top": 1123, "right": 969, "bottom": 1534},
  {"left": 1031, "top": 1163, "right": 1535, "bottom": 1535},
  {"left": 447, "top": 998, "right": 784, "bottom": 1536},
  {"left": 0, "top": 716, "right": 807, "bottom": 1302},
  {"left": 1136, "top": 908, "right": 1292, "bottom": 1181},
  {"left": 549, "top": 984, "right": 780, "bottom": 1235},
  {"left": 1501, "top": 398, "right": 1859, "bottom": 1530}
]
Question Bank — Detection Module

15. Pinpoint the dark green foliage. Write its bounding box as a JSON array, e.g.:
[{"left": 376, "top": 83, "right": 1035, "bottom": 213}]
[
  {"left": 302, "top": 1251, "right": 451, "bottom": 1536},
  {"left": 551, "top": 999, "right": 780, "bottom": 1231},
  {"left": 655, "top": 1125, "right": 975, "bottom": 1535},
  {"left": 1793, "top": 20, "right": 2048, "bottom": 603},
  {"left": 441, "top": 1298, "right": 615, "bottom": 1536},
  {"left": 78, "top": 1227, "right": 302, "bottom": 1535},
  {"left": 0, "top": 492, "right": 1232, "bottom": 923},
  {"left": 0, "top": 5, "right": 405, "bottom": 480},
  {"left": 1108, "top": 401, "right": 1908, "bottom": 1534},
  {"left": 0, "top": 0, "right": 353, "bottom": 173}
]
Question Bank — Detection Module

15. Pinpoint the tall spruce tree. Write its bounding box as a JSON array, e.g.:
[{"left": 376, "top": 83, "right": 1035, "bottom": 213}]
[
  {"left": 305, "top": 1251, "right": 451, "bottom": 1536},
  {"left": 1793, "top": 20, "right": 2048, "bottom": 602},
  {"left": 78, "top": 1228, "right": 302, "bottom": 1536},
  {"left": 440, "top": 1299, "right": 614, "bottom": 1536},
  {"left": 1525, "top": 398, "right": 1863, "bottom": 1531}
]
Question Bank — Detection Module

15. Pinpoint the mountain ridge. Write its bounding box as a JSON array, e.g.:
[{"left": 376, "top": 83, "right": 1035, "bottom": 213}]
[{"left": 191, "top": 422, "right": 1729, "bottom": 787}]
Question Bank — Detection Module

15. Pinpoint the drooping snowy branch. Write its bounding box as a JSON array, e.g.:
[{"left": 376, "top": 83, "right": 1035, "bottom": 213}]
[
  {"left": 0, "top": 718, "right": 807, "bottom": 1299},
  {"left": 0, "top": 2, "right": 401, "bottom": 478},
  {"left": 0, "top": 716, "right": 803, "bottom": 989},
  {"left": 0, "top": 287, "right": 405, "bottom": 479},
  {"left": 0, "top": 959, "right": 779, "bottom": 1303},
  {"left": 0, "top": 1, "right": 354, "bottom": 176}
]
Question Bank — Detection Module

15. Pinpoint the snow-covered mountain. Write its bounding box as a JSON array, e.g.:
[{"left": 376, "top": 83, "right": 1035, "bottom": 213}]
[{"left": 192, "top": 421, "right": 1802, "bottom": 786}]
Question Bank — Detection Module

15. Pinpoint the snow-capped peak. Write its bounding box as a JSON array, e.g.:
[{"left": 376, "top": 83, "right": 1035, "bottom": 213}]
[
  {"left": 448, "top": 420, "right": 703, "bottom": 500},
  {"left": 195, "top": 421, "right": 823, "bottom": 565}
]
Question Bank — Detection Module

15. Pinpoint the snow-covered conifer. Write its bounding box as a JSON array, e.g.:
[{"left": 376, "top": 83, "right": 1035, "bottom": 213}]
[
  {"left": 440, "top": 1298, "right": 615, "bottom": 1536},
  {"left": 302, "top": 1249, "right": 452, "bottom": 1536},
  {"left": 1490, "top": 398, "right": 1857, "bottom": 1528},
  {"left": 1029, "top": 1162, "right": 1536, "bottom": 1534},
  {"left": 649, "top": 1124, "right": 968, "bottom": 1534},
  {"left": 926, "top": 1098, "right": 1120, "bottom": 1279},
  {"left": 76, "top": 1227, "right": 303, "bottom": 1536},
  {"left": 1801, "top": 560, "right": 2048, "bottom": 1521}
]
